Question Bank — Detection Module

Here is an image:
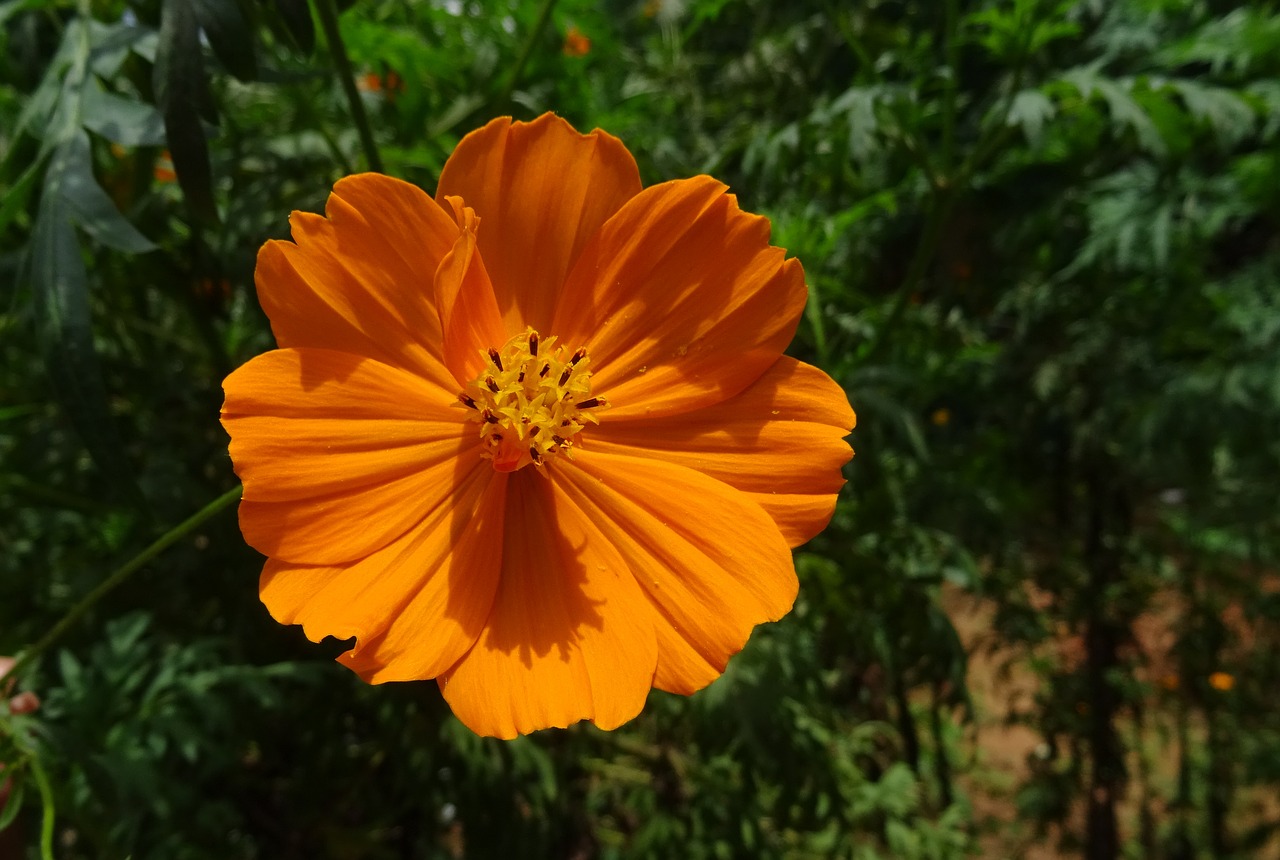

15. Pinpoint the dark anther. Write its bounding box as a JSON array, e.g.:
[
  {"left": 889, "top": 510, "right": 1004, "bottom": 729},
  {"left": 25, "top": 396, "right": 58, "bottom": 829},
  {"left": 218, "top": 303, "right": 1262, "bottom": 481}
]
[
  {"left": 529, "top": 447, "right": 543, "bottom": 464},
  {"left": 488, "top": 348, "right": 503, "bottom": 371},
  {"left": 528, "top": 426, "right": 540, "bottom": 437},
  {"left": 458, "top": 394, "right": 477, "bottom": 409},
  {"left": 482, "top": 409, "right": 499, "bottom": 424},
  {"left": 539, "top": 363, "right": 551, "bottom": 377},
  {"left": 528, "top": 332, "right": 540, "bottom": 356},
  {"left": 576, "top": 397, "right": 600, "bottom": 409},
  {"left": 558, "top": 367, "right": 572, "bottom": 386},
  {"left": 561, "top": 419, "right": 572, "bottom": 426},
  {"left": 486, "top": 377, "right": 500, "bottom": 393},
  {"left": 491, "top": 433, "right": 503, "bottom": 442},
  {"left": 517, "top": 370, "right": 525, "bottom": 382},
  {"left": 570, "top": 348, "right": 587, "bottom": 365},
  {"left": 552, "top": 434, "right": 567, "bottom": 446}
]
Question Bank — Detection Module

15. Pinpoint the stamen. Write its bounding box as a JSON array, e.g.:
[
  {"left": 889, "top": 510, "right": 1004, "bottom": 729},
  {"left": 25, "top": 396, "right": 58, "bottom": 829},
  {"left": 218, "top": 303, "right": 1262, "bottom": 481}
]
[{"left": 459, "top": 328, "right": 609, "bottom": 472}]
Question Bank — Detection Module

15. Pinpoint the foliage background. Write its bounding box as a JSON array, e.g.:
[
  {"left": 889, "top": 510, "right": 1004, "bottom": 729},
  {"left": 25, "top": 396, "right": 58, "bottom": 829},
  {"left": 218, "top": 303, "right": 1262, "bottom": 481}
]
[{"left": 3, "top": 0, "right": 1279, "bottom": 857}]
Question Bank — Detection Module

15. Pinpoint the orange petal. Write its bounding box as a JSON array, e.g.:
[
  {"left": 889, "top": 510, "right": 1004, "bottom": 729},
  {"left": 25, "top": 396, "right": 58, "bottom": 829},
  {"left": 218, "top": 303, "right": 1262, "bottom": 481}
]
[
  {"left": 261, "top": 466, "right": 506, "bottom": 681},
  {"left": 255, "top": 173, "right": 459, "bottom": 391},
  {"left": 550, "top": 176, "right": 806, "bottom": 420},
  {"left": 550, "top": 448, "right": 797, "bottom": 696},
  {"left": 435, "top": 114, "right": 642, "bottom": 333},
  {"left": 438, "top": 471, "right": 658, "bottom": 738},
  {"left": 589, "top": 357, "right": 854, "bottom": 546},
  {"left": 221, "top": 348, "right": 480, "bottom": 564},
  {"left": 435, "top": 197, "right": 507, "bottom": 385}
]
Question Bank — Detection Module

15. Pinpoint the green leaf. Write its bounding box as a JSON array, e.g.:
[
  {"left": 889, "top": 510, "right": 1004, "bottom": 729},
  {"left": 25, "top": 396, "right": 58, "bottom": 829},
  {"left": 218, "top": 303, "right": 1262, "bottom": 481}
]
[
  {"left": 192, "top": 0, "right": 258, "bottom": 81},
  {"left": 81, "top": 86, "right": 167, "bottom": 148},
  {"left": 1063, "top": 67, "right": 1165, "bottom": 156},
  {"left": 0, "top": 152, "right": 46, "bottom": 239},
  {"left": 1007, "top": 89, "right": 1055, "bottom": 147},
  {"left": 0, "top": 770, "right": 25, "bottom": 832},
  {"left": 49, "top": 131, "right": 155, "bottom": 254},
  {"left": 155, "top": 0, "right": 220, "bottom": 225},
  {"left": 29, "top": 180, "right": 144, "bottom": 508}
]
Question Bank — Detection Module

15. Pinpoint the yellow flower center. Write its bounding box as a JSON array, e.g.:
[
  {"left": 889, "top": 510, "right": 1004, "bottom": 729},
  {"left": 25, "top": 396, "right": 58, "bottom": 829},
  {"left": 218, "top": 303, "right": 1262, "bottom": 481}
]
[{"left": 458, "top": 328, "right": 608, "bottom": 472}]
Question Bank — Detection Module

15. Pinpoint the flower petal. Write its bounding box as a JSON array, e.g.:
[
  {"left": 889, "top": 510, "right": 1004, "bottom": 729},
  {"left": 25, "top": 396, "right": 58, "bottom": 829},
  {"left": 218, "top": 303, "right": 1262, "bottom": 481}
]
[
  {"left": 261, "top": 466, "right": 506, "bottom": 681},
  {"left": 221, "top": 348, "right": 479, "bottom": 565},
  {"left": 588, "top": 357, "right": 854, "bottom": 546},
  {"left": 255, "top": 173, "right": 459, "bottom": 391},
  {"left": 435, "top": 114, "right": 642, "bottom": 333},
  {"left": 435, "top": 197, "right": 507, "bottom": 385},
  {"left": 438, "top": 471, "right": 658, "bottom": 738},
  {"left": 550, "top": 448, "right": 797, "bottom": 696},
  {"left": 550, "top": 176, "right": 807, "bottom": 420}
]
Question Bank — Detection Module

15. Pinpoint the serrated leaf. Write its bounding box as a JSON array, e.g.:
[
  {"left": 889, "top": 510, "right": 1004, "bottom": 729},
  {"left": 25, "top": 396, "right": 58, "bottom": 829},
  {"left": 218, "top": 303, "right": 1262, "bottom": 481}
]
[
  {"left": 30, "top": 186, "right": 144, "bottom": 508},
  {"left": 1064, "top": 67, "right": 1165, "bottom": 156},
  {"left": 155, "top": 0, "right": 219, "bottom": 225},
  {"left": 1170, "top": 79, "right": 1255, "bottom": 147},
  {"left": 49, "top": 132, "right": 155, "bottom": 253},
  {"left": 1007, "top": 89, "right": 1055, "bottom": 147},
  {"left": 275, "top": 0, "right": 315, "bottom": 54},
  {"left": 81, "top": 86, "right": 167, "bottom": 147},
  {"left": 192, "top": 0, "right": 258, "bottom": 81}
]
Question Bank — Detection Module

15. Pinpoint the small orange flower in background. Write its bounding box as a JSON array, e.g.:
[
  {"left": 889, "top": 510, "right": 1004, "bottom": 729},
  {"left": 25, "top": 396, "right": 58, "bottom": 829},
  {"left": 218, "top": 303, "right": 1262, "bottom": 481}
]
[
  {"left": 154, "top": 149, "right": 176, "bottom": 184},
  {"left": 562, "top": 26, "right": 591, "bottom": 57},
  {"left": 221, "top": 113, "right": 854, "bottom": 738},
  {"left": 1208, "top": 671, "right": 1235, "bottom": 691},
  {"left": 358, "top": 69, "right": 404, "bottom": 99},
  {"left": 930, "top": 407, "right": 951, "bottom": 427}
]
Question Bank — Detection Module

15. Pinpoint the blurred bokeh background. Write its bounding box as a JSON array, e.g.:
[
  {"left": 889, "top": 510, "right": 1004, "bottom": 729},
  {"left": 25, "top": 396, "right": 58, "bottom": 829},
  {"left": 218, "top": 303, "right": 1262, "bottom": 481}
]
[{"left": 3, "top": 0, "right": 1279, "bottom": 857}]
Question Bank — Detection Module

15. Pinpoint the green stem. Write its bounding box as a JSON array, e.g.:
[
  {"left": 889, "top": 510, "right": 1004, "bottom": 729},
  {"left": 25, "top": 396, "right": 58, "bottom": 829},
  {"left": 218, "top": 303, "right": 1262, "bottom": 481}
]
[
  {"left": 29, "top": 756, "right": 55, "bottom": 860},
  {"left": 315, "top": 0, "right": 383, "bottom": 173},
  {"left": 6, "top": 485, "right": 242, "bottom": 682},
  {"left": 500, "top": 0, "right": 558, "bottom": 105}
]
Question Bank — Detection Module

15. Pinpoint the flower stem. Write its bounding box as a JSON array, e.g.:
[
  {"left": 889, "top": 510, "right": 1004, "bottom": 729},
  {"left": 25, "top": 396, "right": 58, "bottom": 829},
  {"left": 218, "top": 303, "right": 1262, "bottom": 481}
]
[
  {"left": 315, "top": 0, "right": 383, "bottom": 173},
  {"left": 500, "top": 0, "right": 559, "bottom": 105},
  {"left": 6, "top": 485, "right": 243, "bottom": 682},
  {"left": 29, "top": 756, "right": 55, "bottom": 860}
]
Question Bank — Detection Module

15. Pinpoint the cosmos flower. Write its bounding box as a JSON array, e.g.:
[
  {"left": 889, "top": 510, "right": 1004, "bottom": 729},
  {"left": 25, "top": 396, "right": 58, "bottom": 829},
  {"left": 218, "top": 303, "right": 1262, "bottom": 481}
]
[{"left": 221, "top": 113, "right": 854, "bottom": 738}]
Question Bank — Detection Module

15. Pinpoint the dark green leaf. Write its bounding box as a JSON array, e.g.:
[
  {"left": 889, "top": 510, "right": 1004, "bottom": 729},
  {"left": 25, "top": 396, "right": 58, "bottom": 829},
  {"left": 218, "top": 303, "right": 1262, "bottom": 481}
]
[
  {"left": 50, "top": 131, "right": 155, "bottom": 254},
  {"left": 29, "top": 185, "right": 144, "bottom": 508},
  {"left": 82, "top": 86, "right": 167, "bottom": 148},
  {"left": 192, "top": 0, "right": 258, "bottom": 81},
  {"left": 0, "top": 772, "right": 24, "bottom": 832},
  {"left": 155, "top": 0, "right": 220, "bottom": 225}
]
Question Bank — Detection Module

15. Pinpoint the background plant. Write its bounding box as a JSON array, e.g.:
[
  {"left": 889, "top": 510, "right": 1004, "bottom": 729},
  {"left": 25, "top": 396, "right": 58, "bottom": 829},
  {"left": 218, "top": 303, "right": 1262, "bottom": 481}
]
[{"left": 2, "top": 0, "right": 1278, "bottom": 857}]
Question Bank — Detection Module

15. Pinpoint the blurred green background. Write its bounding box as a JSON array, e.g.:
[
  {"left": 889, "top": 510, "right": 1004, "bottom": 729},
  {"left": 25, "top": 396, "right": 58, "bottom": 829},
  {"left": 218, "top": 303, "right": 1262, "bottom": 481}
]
[{"left": 3, "top": 0, "right": 1280, "bottom": 857}]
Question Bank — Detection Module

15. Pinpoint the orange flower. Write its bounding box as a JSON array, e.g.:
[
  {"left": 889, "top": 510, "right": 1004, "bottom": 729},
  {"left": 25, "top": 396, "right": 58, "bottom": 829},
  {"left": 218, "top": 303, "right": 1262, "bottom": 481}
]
[
  {"left": 563, "top": 26, "right": 591, "bottom": 57},
  {"left": 221, "top": 113, "right": 854, "bottom": 738},
  {"left": 1208, "top": 671, "right": 1234, "bottom": 691},
  {"left": 154, "top": 150, "right": 176, "bottom": 184}
]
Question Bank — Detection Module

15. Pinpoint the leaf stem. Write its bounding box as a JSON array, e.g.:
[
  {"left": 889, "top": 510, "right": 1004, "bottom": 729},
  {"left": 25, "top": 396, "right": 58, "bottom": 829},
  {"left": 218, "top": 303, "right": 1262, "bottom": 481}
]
[
  {"left": 500, "top": 0, "right": 559, "bottom": 105},
  {"left": 6, "top": 485, "right": 243, "bottom": 682},
  {"left": 315, "top": 0, "right": 383, "bottom": 173}
]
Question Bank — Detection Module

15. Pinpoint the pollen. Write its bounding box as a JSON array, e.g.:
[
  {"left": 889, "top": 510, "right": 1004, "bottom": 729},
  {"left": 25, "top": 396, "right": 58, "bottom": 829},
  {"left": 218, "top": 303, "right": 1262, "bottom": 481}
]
[{"left": 457, "top": 328, "right": 608, "bottom": 472}]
